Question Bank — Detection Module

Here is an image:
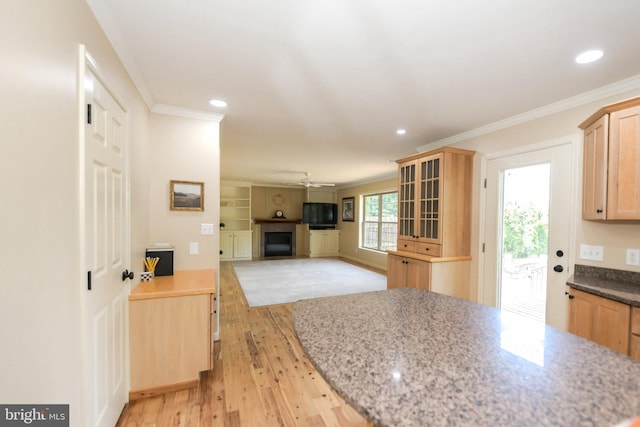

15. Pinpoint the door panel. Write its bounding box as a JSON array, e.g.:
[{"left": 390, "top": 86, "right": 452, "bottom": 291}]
[
  {"left": 483, "top": 142, "right": 575, "bottom": 330},
  {"left": 84, "top": 66, "right": 129, "bottom": 427}
]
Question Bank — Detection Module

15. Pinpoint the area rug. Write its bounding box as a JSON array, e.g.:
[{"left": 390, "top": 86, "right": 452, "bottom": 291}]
[{"left": 232, "top": 258, "right": 387, "bottom": 307}]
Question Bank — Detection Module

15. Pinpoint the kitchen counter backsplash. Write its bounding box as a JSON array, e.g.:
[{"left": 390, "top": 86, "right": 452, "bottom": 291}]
[{"left": 574, "top": 264, "right": 640, "bottom": 285}]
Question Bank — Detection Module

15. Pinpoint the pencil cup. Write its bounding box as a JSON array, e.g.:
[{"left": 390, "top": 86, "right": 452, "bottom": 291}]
[{"left": 141, "top": 271, "right": 153, "bottom": 281}]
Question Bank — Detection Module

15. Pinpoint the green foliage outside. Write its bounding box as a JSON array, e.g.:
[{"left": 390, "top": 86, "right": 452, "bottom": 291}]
[{"left": 503, "top": 202, "right": 548, "bottom": 259}]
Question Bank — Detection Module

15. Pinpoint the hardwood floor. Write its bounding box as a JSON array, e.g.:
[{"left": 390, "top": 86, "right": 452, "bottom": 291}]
[{"left": 116, "top": 261, "right": 370, "bottom": 426}]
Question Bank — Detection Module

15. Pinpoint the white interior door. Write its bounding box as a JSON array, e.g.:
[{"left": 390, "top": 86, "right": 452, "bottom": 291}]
[
  {"left": 482, "top": 141, "right": 575, "bottom": 330},
  {"left": 83, "top": 61, "right": 130, "bottom": 426}
]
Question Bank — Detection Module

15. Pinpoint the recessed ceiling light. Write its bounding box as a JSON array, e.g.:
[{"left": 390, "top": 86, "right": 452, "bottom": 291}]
[
  {"left": 396, "top": 129, "right": 406, "bottom": 135},
  {"left": 575, "top": 50, "right": 603, "bottom": 64},
  {"left": 209, "top": 99, "right": 228, "bottom": 108}
]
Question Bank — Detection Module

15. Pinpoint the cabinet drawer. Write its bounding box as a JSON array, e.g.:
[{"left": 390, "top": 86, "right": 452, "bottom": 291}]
[
  {"left": 632, "top": 306, "right": 640, "bottom": 335},
  {"left": 397, "top": 239, "right": 416, "bottom": 252},
  {"left": 415, "top": 242, "right": 442, "bottom": 257}
]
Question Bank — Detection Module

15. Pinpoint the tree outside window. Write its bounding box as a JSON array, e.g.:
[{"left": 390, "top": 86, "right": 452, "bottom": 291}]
[{"left": 362, "top": 192, "right": 398, "bottom": 251}]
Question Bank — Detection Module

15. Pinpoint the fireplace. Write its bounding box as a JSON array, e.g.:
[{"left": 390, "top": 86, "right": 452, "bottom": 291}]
[
  {"left": 255, "top": 219, "right": 299, "bottom": 258},
  {"left": 264, "top": 232, "right": 293, "bottom": 257}
]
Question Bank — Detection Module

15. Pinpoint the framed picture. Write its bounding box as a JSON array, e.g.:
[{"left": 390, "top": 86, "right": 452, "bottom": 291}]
[
  {"left": 170, "top": 180, "right": 204, "bottom": 211},
  {"left": 342, "top": 197, "right": 355, "bottom": 222}
]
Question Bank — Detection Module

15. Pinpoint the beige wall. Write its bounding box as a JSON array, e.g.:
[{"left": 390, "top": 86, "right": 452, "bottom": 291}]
[
  {"left": 448, "top": 88, "right": 640, "bottom": 302},
  {"left": 251, "top": 186, "right": 307, "bottom": 220},
  {"left": 148, "top": 113, "right": 221, "bottom": 271},
  {"left": 0, "top": 0, "right": 152, "bottom": 423},
  {"left": 337, "top": 178, "right": 397, "bottom": 270}
]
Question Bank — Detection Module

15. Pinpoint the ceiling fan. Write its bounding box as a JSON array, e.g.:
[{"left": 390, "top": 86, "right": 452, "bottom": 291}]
[{"left": 294, "top": 172, "right": 335, "bottom": 188}]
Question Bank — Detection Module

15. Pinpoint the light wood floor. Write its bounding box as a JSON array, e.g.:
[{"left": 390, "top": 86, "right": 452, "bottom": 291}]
[{"left": 116, "top": 261, "right": 371, "bottom": 426}]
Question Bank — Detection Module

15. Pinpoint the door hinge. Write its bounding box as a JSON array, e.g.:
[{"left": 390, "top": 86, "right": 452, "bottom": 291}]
[
  {"left": 484, "top": 178, "right": 487, "bottom": 189},
  {"left": 87, "top": 104, "right": 92, "bottom": 124},
  {"left": 87, "top": 270, "right": 92, "bottom": 290},
  {"left": 482, "top": 243, "right": 486, "bottom": 253}
]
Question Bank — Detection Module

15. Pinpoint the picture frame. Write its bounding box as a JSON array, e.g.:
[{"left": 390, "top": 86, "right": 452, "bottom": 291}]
[
  {"left": 170, "top": 180, "right": 204, "bottom": 211},
  {"left": 342, "top": 197, "right": 355, "bottom": 222}
]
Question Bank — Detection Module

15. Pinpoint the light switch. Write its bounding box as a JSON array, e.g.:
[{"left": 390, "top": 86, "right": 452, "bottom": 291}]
[
  {"left": 201, "top": 223, "right": 214, "bottom": 235},
  {"left": 189, "top": 242, "right": 199, "bottom": 255}
]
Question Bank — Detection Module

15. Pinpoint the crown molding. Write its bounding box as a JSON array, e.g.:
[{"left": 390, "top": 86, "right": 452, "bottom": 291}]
[
  {"left": 151, "top": 104, "right": 225, "bottom": 122},
  {"left": 415, "top": 74, "right": 640, "bottom": 153}
]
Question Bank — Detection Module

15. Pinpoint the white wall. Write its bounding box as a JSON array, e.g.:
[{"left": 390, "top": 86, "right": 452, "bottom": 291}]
[
  {"left": 0, "top": 0, "right": 152, "bottom": 423},
  {"left": 148, "top": 112, "right": 221, "bottom": 271}
]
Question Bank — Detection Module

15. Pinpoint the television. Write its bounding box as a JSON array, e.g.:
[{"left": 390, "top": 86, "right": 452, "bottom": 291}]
[{"left": 302, "top": 202, "right": 338, "bottom": 227}]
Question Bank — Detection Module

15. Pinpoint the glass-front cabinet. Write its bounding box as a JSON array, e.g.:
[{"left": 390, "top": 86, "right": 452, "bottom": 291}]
[{"left": 395, "top": 147, "right": 473, "bottom": 258}]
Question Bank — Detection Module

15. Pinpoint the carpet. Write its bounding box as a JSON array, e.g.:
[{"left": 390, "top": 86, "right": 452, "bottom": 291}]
[{"left": 232, "top": 258, "right": 387, "bottom": 307}]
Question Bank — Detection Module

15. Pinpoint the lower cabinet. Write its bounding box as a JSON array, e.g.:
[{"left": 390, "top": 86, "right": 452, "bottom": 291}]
[
  {"left": 387, "top": 254, "right": 431, "bottom": 290},
  {"left": 308, "top": 230, "right": 340, "bottom": 257},
  {"left": 630, "top": 307, "right": 640, "bottom": 361},
  {"left": 220, "top": 230, "right": 252, "bottom": 260},
  {"left": 129, "top": 292, "right": 213, "bottom": 399},
  {"left": 387, "top": 253, "right": 471, "bottom": 299},
  {"left": 568, "top": 288, "right": 630, "bottom": 355}
]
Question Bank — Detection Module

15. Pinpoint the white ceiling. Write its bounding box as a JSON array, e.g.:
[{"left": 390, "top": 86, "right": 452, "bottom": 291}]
[{"left": 87, "top": 0, "right": 640, "bottom": 188}]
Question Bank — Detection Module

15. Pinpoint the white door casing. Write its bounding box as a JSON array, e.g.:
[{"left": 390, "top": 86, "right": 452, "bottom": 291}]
[
  {"left": 79, "top": 47, "right": 130, "bottom": 427},
  {"left": 481, "top": 138, "right": 577, "bottom": 330}
]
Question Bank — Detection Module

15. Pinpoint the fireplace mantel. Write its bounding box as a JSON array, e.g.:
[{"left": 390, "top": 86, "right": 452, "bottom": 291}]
[{"left": 254, "top": 218, "right": 302, "bottom": 224}]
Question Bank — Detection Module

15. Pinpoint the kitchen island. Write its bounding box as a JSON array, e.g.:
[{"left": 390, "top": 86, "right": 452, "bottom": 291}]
[{"left": 293, "top": 288, "right": 640, "bottom": 426}]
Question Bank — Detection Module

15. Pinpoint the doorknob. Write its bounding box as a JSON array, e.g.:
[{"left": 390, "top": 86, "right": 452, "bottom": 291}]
[
  {"left": 553, "top": 265, "right": 563, "bottom": 273},
  {"left": 556, "top": 250, "right": 564, "bottom": 257},
  {"left": 122, "top": 270, "right": 134, "bottom": 281}
]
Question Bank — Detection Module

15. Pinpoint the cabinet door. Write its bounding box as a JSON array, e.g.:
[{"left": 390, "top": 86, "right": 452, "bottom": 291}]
[
  {"left": 568, "top": 288, "right": 630, "bottom": 354},
  {"left": 233, "top": 231, "right": 252, "bottom": 259},
  {"left": 607, "top": 106, "right": 640, "bottom": 219},
  {"left": 324, "top": 231, "right": 340, "bottom": 255},
  {"left": 405, "top": 258, "right": 431, "bottom": 291},
  {"left": 398, "top": 160, "right": 417, "bottom": 239},
  {"left": 220, "top": 230, "right": 234, "bottom": 260},
  {"left": 386, "top": 254, "right": 407, "bottom": 289},
  {"left": 417, "top": 153, "right": 443, "bottom": 243},
  {"left": 582, "top": 114, "right": 609, "bottom": 220}
]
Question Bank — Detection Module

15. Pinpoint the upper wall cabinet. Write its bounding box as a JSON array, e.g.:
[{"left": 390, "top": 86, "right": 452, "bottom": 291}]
[
  {"left": 396, "top": 147, "right": 475, "bottom": 258},
  {"left": 580, "top": 97, "right": 640, "bottom": 220}
]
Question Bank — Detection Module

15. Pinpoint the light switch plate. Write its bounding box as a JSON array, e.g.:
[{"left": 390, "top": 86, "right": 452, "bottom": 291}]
[
  {"left": 201, "top": 223, "right": 214, "bottom": 235},
  {"left": 579, "top": 244, "right": 604, "bottom": 261}
]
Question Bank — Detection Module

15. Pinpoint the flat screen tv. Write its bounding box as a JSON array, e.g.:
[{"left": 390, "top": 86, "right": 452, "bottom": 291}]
[{"left": 302, "top": 202, "right": 338, "bottom": 226}]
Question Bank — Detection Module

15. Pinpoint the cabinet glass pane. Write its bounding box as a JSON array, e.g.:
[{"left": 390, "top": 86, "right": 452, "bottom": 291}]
[{"left": 419, "top": 156, "right": 441, "bottom": 240}]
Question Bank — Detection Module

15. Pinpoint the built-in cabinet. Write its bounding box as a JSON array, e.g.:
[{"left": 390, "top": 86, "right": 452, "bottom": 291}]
[
  {"left": 220, "top": 230, "right": 252, "bottom": 260},
  {"left": 220, "top": 182, "right": 252, "bottom": 259},
  {"left": 308, "top": 229, "right": 340, "bottom": 257},
  {"left": 128, "top": 270, "right": 215, "bottom": 399},
  {"left": 388, "top": 147, "right": 474, "bottom": 297},
  {"left": 580, "top": 97, "right": 640, "bottom": 220},
  {"left": 567, "top": 288, "right": 630, "bottom": 355},
  {"left": 631, "top": 307, "right": 640, "bottom": 361}
]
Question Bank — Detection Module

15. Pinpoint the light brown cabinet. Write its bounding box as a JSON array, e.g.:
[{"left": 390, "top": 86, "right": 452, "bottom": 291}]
[
  {"left": 568, "top": 288, "right": 630, "bottom": 355},
  {"left": 580, "top": 97, "right": 640, "bottom": 220},
  {"left": 397, "top": 147, "right": 474, "bottom": 257},
  {"left": 631, "top": 307, "right": 640, "bottom": 361},
  {"left": 389, "top": 147, "right": 474, "bottom": 297},
  {"left": 387, "top": 254, "right": 431, "bottom": 290},
  {"left": 128, "top": 270, "right": 215, "bottom": 399}
]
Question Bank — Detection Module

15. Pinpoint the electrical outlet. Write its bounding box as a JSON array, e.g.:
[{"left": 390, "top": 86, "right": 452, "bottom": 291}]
[
  {"left": 626, "top": 248, "right": 640, "bottom": 266},
  {"left": 579, "top": 244, "right": 604, "bottom": 261},
  {"left": 189, "top": 242, "right": 199, "bottom": 255}
]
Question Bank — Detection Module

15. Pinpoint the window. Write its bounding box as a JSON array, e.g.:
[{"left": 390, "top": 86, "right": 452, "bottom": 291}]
[{"left": 362, "top": 192, "right": 398, "bottom": 251}]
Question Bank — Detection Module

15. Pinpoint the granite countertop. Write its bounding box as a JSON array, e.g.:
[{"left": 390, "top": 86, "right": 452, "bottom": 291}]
[
  {"left": 294, "top": 288, "right": 640, "bottom": 427},
  {"left": 567, "top": 265, "right": 640, "bottom": 306}
]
